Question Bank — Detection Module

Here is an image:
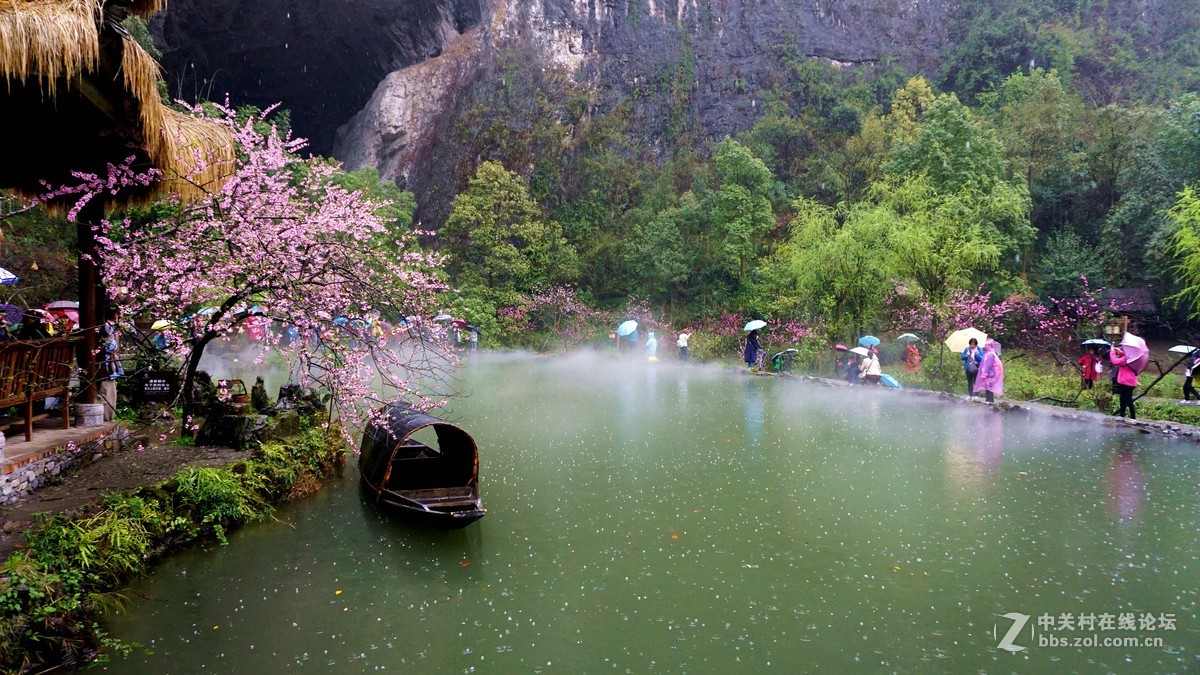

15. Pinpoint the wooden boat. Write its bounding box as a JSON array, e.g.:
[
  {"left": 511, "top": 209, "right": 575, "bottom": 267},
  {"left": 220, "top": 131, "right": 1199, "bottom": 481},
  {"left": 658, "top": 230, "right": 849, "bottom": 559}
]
[{"left": 358, "top": 404, "right": 485, "bottom": 528}]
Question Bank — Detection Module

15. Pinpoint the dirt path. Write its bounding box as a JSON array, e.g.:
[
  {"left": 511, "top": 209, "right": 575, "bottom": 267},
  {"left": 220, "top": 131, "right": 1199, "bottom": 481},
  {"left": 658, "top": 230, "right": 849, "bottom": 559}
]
[{"left": 0, "top": 442, "right": 251, "bottom": 559}]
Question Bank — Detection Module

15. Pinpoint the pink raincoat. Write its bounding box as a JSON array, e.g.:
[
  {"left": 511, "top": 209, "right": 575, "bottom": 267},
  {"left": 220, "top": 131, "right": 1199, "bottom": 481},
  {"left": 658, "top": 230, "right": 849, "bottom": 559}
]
[
  {"left": 973, "top": 339, "right": 1004, "bottom": 396},
  {"left": 1108, "top": 348, "right": 1140, "bottom": 387}
]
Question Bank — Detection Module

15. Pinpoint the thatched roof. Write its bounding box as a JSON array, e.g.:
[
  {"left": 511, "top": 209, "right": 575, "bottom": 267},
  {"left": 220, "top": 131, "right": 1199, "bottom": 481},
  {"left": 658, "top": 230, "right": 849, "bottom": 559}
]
[{"left": 0, "top": 0, "right": 233, "bottom": 206}]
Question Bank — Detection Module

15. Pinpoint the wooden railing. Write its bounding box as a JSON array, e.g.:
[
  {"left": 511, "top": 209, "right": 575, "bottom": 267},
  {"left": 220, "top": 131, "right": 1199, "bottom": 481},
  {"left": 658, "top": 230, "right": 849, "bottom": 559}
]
[{"left": 0, "top": 338, "right": 77, "bottom": 442}]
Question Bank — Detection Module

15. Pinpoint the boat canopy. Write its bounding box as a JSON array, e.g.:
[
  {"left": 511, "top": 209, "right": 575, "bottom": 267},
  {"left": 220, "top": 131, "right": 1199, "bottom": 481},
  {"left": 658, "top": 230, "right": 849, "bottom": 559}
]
[{"left": 359, "top": 405, "right": 479, "bottom": 489}]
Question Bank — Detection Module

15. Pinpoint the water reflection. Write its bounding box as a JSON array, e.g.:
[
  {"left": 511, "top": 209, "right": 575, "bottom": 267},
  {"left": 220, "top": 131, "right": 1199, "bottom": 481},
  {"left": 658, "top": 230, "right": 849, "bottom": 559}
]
[
  {"left": 1107, "top": 444, "right": 1146, "bottom": 523},
  {"left": 940, "top": 408, "right": 1005, "bottom": 488},
  {"left": 975, "top": 410, "right": 1005, "bottom": 474},
  {"left": 742, "top": 377, "right": 764, "bottom": 447}
]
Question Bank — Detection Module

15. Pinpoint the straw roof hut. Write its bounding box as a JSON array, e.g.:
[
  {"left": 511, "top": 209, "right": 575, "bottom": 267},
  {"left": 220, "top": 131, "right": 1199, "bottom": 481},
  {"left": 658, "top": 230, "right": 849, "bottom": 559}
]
[
  {"left": 1, "top": 0, "right": 235, "bottom": 406},
  {"left": 0, "top": 0, "right": 234, "bottom": 205}
]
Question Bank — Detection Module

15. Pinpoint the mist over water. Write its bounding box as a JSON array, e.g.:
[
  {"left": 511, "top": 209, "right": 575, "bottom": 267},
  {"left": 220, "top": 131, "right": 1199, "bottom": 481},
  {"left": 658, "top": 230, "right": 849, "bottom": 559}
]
[{"left": 107, "top": 352, "right": 1200, "bottom": 672}]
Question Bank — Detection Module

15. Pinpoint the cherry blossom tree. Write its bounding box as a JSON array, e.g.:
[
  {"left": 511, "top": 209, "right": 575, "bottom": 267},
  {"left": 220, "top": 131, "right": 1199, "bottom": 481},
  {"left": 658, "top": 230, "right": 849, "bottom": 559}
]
[{"left": 57, "top": 102, "right": 454, "bottom": 435}]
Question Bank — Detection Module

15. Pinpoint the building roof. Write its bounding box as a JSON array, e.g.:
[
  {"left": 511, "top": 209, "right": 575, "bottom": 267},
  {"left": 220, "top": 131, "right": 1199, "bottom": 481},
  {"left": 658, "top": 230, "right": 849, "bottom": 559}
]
[
  {"left": 1104, "top": 288, "right": 1158, "bottom": 314},
  {"left": 0, "top": 0, "right": 233, "bottom": 206}
]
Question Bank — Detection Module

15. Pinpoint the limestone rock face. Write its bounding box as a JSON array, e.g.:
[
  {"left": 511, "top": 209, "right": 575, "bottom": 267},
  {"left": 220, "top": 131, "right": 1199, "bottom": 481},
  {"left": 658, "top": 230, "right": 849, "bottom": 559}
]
[
  {"left": 156, "top": 0, "right": 951, "bottom": 160},
  {"left": 331, "top": 0, "right": 954, "bottom": 209}
]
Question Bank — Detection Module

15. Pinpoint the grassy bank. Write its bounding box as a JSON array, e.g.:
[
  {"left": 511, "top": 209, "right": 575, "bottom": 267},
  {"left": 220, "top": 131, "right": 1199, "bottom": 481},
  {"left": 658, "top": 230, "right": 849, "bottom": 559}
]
[{"left": 0, "top": 420, "right": 345, "bottom": 672}]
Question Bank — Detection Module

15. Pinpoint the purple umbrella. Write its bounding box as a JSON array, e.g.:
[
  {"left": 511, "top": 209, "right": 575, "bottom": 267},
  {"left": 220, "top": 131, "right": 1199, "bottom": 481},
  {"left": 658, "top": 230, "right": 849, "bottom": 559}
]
[{"left": 1119, "top": 332, "right": 1150, "bottom": 374}]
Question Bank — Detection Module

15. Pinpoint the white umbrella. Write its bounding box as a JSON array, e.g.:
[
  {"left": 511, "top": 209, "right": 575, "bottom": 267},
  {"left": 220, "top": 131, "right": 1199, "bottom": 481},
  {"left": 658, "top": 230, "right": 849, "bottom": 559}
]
[
  {"left": 744, "top": 319, "right": 767, "bottom": 331},
  {"left": 0, "top": 266, "right": 18, "bottom": 285},
  {"left": 945, "top": 328, "right": 988, "bottom": 353},
  {"left": 849, "top": 346, "right": 870, "bottom": 357},
  {"left": 896, "top": 333, "right": 920, "bottom": 343},
  {"left": 1168, "top": 345, "right": 1198, "bottom": 355}
]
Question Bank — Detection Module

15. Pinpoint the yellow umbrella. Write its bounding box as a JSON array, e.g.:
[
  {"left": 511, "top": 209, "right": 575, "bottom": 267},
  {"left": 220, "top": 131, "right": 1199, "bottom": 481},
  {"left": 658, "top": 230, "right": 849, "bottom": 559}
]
[
  {"left": 150, "top": 319, "right": 174, "bottom": 331},
  {"left": 944, "top": 327, "right": 988, "bottom": 353}
]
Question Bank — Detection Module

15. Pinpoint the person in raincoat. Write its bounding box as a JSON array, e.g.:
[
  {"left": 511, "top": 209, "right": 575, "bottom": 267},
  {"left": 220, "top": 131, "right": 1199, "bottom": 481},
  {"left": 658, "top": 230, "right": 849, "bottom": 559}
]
[
  {"left": 904, "top": 342, "right": 921, "bottom": 373},
  {"left": 744, "top": 330, "right": 761, "bottom": 370},
  {"left": 1109, "top": 346, "right": 1138, "bottom": 419},
  {"left": 1077, "top": 346, "right": 1102, "bottom": 390},
  {"left": 961, "top": 338, "right": 983, "bottom": 398},
  {"left": 973, "top": 339, "right": 1004, "bottom": 404},
  {"left": 645, "top": 332, "right": 658, "bottom": 360}
]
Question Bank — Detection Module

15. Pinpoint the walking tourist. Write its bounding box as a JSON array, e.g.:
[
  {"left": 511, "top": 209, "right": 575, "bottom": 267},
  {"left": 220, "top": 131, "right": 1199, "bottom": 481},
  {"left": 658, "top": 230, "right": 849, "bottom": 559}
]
[
  {"left": 1078, "top": 346, "right": 1102, "bottom": 390},
  {"left": 744, "top": 330, "right": 761, "bottom": 371},
  {"left": 962, "top": 338, "right": 983, "bottom": 398},
  {"left": 1109, "top": 346, "right": 1138, "bottom": 419},
  {"left": 973, "top": 339, "right": 1004, "bottom": 404},
  {"left": 905, "top": 342, "right": 921, "bottom": 372},
  {"left": 1183, "top": 350, "right": 1199, "bottom": 401}
]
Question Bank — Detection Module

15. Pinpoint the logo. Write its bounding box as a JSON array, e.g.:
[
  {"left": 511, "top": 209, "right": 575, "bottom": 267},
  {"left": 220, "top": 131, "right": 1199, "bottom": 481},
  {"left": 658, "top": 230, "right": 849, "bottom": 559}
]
[{"left": 994, "top": 612, "right": 1032, "bottom": 653}]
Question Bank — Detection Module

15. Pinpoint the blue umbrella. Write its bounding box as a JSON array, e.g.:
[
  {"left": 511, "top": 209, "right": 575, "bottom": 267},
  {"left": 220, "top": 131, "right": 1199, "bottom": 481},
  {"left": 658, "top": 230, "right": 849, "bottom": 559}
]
[
  {"left": 617, "top": 320, "right": 638, "bottom": 337},
  {"left": 858, "top": 335, "right": 880, "bottom": 347},
  {"left": 0, "top": 267, "right": 17, "bottom": 285},
  {"left": 744, "top": 319, "right": 767, "bottom": 331},
  {"left": 880, "top": 373, "right": 903, "bottom": 389}
]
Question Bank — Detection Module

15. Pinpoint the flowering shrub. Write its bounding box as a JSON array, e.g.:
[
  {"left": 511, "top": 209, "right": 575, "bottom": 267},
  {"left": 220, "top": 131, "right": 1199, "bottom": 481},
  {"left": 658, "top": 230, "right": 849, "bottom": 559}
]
[{"left": 887, "top": 276, "right": 1124, "bottom": 353}]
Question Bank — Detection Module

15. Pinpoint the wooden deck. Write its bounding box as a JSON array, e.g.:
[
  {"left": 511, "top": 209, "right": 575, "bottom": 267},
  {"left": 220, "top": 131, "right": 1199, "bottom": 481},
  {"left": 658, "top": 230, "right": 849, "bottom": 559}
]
[{"left": 0, "top": 419, "right": 118, "bottom": 475}]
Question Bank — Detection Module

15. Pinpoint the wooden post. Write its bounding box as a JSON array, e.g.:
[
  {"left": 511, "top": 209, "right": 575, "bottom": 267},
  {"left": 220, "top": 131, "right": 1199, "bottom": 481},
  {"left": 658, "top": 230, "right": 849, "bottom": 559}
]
[{"left": 76, "top": 200, "right": 104, "bottom": 405}]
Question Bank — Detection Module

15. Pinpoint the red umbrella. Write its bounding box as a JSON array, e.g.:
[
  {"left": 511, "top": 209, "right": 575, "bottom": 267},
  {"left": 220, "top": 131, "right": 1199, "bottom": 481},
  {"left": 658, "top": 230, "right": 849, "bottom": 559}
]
[
  {"left": 452, "top": 319, "right": 470, "bottom": 330},
  {"left": 1119, "top": 332, "right": 1150, "bottom": 374}
]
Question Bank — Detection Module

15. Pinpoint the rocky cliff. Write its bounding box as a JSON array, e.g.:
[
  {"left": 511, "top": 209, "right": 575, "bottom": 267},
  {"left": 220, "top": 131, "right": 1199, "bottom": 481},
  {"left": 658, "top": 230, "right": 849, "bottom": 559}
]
[
  {"left": 151, "top": 0, "right": 484, "bottom": 152},
  {"left": 330, "top": 0, "right": 953, "bottom": 193},
  {"left": 154, "top": 0, "right": 951, "bottom": 165}
]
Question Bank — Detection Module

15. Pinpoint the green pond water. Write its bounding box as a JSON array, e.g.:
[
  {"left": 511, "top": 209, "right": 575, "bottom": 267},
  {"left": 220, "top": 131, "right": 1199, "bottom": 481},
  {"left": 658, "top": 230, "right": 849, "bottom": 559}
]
[{"left": 106, "top": 352, "right": 1199, "bottom": 672}]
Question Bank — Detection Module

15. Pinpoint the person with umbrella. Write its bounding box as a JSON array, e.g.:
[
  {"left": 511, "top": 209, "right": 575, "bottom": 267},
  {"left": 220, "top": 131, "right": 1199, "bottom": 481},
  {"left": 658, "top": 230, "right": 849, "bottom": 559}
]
[
  {"left": 744, "top": 330, "right": 762, "bottom": 371},
  {"left": 1184, "top": 349, "right": 1200, "bottom": 401},
  {"left": 962, "top": 338, "right": 984, "bottom": 399},
  {"left": 973, "top": 339, "right": 1004, "bottom": 404},
  {"left": 1077, "top": 345, "right": 1103, "bottom": 390},
  {"left": 1109, "top": 346, "right": 1140, "bottom": 418},
  {"left": 860, "top": 346, "right": 882, "bottom": 384},
  {"left": 903, "top": 339, "right": 921, "bottom": 373}
]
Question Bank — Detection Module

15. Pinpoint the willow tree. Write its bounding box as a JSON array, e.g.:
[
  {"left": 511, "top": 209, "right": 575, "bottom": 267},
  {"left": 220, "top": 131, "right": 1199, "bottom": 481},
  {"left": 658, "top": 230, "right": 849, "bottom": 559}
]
[
  {"left": 777, "top": 197, "right": 892, "bottom": 340},
  {"left": 880, "top": 176, "right": 1031, "bottom": 341},
  {"left": 1168, "top": 185, "right": 1200, "bottom": 318}
]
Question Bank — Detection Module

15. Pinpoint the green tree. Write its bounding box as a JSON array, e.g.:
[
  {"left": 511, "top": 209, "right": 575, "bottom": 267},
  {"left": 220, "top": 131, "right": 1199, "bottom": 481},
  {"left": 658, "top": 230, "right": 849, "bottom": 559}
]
[
  {"left": 887, "top": 92, "right": 1008, "bottom": 193},
  {"left": 443, "top": 161, "right": 578, "bottom": 303},
  {"left": 713, "top": 138, "right": 775, "bottom": 280},
  {"left": 985, "top": 68, "right": 1089, "bottom": 234},
  {"left": 1032, "top": 229, "right": 1106, "bottom": 298}
]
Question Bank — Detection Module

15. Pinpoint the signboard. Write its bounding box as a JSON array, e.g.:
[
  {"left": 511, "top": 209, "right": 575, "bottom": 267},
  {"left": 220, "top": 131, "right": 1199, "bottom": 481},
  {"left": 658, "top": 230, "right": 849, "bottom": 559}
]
[{"left": 140, "top": 370, "right": 179, "bottom": 402}]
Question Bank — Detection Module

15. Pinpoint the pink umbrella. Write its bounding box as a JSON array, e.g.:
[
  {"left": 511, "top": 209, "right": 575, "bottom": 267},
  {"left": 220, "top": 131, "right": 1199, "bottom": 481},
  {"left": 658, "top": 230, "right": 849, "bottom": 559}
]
[
  {"left": 1119, "top": 332, "right": 1150, "bottom": 374},
  {"left": 834, "top": 343, "right": 848, "bottom": 351}
]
